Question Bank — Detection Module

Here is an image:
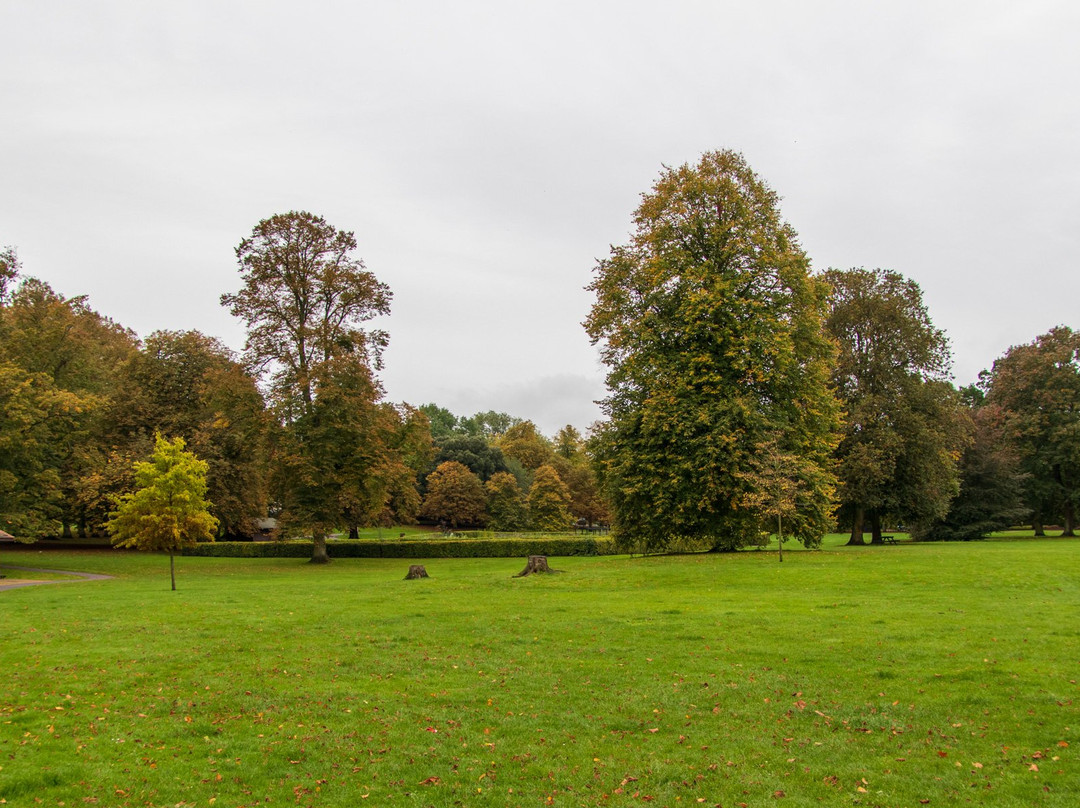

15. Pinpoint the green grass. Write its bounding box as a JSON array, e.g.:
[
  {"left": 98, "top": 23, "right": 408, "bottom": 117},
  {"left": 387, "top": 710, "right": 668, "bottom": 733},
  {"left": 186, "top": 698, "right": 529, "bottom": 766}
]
[{"left": 1, "top": 537, "right": 1077, "bottom": 807}]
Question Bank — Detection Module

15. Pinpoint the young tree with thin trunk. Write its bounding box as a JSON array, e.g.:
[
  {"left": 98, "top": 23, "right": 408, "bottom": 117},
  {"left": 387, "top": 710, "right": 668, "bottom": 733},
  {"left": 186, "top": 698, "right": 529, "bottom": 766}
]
[
  {"left": 737, "top": 438, "right": 831, "bottom": 562},
  {"left": 107, "top": 435, "right": 218, "bottom": 590}
]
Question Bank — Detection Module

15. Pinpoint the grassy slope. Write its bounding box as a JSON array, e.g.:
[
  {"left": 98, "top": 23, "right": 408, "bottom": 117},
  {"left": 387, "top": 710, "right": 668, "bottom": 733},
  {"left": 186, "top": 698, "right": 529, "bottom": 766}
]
[{"left": 1, "top": 537, "right": 1077, "bottom": 807}]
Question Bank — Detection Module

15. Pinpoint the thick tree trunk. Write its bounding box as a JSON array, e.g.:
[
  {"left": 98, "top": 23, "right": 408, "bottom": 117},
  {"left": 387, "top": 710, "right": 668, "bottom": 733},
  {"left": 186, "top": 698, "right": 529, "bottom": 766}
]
[
  {"left": 404, "top": 564, "right": 429, "bottom": 579},
  {"left": 1063, "top": 501, "right": 1076, "bottom": 537},
  {"left": 310, "top": 533, "right": 331, "bottom": 564},
  {"left": 1033, "top": 513, "right": 1045, "bottom": 537},
  {"left": 170, "top": 551, "right": 176, "bottom": 591},
  {"left": 846, "top": 507, "right": 866, "bottom": 546},
  {"left": 869, "top": 512, "right": 883, "bottom": 545},
  {"left": 62, "top": 522, "right": 72, "bottom": 539},
  {"left": 514, "top": 555, "right": 561, "bottom": 577},
  {"left": 348, "top": 525, "right": 359, "bottom": 539}
]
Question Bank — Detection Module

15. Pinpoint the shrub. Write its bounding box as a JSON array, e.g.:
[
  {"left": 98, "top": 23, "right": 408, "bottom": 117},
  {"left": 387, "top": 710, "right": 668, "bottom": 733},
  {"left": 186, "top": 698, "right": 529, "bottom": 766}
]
[{"left": 183, "top": 535, "right": 617, "bottom": 559}]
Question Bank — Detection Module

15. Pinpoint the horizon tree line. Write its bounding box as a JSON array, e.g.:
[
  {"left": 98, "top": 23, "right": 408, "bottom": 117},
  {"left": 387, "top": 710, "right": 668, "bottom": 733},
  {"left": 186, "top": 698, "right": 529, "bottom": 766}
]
[{"left": 3, "top": 160, "right": 1078, "bottom": 552}]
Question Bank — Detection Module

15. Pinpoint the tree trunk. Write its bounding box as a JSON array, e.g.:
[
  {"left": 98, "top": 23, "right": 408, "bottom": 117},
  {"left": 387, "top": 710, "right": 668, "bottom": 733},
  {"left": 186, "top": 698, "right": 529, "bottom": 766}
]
[
  {"left": 1033, "top": 513, "right": 1045, "bottom": 537},
  {"left": 310, "top": 533, "right": 331, "bottom": 564},
  {"left": 404, "top": 564, "right": 429, "bottom": 579},
  {"left": 846, "top": 507, "right": 866, "bottom": 545},
  {"left": 62, "top": 522, "right": 72, "bottom": 539},
  {"left": 514, "top": 555, "right": 561, "bottom": 577},
  {"left": 1063, "top": 501, "right": 1076, "bottom": 537},
  {"left": 869, "top": 512, "right": 883, "bottom": 545},
  {"left": 348, "top": 525, "right": 359, "bottom": 539},
  {"left": 170, "top": 551, "right": 176, "bottom": 591},
  {"left": 777, "top": 514, "right": 783, "bottom": 563}
]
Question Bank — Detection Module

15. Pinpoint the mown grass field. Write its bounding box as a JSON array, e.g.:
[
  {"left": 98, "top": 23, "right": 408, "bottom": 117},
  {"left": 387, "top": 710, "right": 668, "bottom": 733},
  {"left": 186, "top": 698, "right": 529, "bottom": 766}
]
[{"left": 1, "top": 536, "right": 1077, "bottom": 807}]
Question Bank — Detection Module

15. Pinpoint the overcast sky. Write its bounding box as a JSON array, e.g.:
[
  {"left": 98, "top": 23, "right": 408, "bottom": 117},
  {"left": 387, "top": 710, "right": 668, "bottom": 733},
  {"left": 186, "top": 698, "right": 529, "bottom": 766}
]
[{"left": 3, "top": 1, "right": 1078, "bottom": 435}]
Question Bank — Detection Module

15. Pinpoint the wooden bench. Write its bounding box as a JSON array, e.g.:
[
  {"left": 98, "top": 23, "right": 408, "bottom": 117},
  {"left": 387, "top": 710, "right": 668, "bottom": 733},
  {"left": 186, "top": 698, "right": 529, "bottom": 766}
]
[{"left": 881, "top": 535, "right": 897, "bottom": 545}]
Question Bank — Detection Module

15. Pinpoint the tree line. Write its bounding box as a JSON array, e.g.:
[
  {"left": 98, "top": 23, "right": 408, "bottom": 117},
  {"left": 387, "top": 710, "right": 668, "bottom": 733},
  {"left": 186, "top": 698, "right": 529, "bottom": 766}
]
[
  {"left": 585, "top": 151, "right": 1078, "bottom": 551},
  {"left": 2, "top": 154, "right": 1077, "bottom": 558},
  {"left": 0, "top": 221, "right": 607, "bottom": 560}
]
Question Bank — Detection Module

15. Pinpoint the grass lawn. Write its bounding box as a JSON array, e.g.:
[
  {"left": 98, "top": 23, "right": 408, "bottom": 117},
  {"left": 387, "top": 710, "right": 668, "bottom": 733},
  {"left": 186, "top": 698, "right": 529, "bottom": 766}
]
[{"left": 1, "top": 536, "right": 1077, "bottom": 807}]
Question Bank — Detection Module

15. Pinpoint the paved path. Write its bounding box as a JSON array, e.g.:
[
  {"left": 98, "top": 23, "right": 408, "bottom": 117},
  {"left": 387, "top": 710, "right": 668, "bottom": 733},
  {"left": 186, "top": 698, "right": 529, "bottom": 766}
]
[{"left": 0, "top": 565, "right": 114, "bottom": 591}]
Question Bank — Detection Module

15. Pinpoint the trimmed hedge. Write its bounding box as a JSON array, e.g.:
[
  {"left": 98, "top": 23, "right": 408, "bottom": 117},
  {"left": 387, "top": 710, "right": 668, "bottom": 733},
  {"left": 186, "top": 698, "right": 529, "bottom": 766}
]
[{"left": 182, "top": 536, "right": 618, "bottom": 559}]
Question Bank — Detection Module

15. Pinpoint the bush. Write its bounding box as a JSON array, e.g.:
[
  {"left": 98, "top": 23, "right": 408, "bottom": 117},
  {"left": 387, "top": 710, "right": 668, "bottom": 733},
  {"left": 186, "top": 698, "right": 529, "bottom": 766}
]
[{"left": 183, "top": 535, "right": 617, "bottom": 559}]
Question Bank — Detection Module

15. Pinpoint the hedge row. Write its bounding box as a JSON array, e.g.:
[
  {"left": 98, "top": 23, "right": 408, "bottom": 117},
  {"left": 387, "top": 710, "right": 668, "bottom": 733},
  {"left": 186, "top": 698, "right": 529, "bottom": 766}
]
[{"left": 182, "top": 536, "right": 618, "bottom": 559}]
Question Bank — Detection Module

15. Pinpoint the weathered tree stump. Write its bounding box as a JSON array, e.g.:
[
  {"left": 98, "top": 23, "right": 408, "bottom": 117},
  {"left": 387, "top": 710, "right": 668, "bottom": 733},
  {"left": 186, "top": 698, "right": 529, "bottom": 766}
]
[
  {"left": 513, "top": 555, "right": 562, "bottom": 577},
  {"left": 404, "top": 564, "right": 429, "bottom": 580}
]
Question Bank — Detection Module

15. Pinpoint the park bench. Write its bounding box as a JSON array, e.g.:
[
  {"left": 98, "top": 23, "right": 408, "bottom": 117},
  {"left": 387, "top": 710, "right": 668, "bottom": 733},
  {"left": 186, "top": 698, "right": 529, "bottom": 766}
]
[{"left": 881, "top": 535, "right": 897, "bottom": 545}]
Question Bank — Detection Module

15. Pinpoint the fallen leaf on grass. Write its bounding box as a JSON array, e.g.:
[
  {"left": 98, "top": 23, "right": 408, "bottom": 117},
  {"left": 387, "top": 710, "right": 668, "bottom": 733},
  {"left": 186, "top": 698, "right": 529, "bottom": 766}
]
[{"left": 420, "top": 776, "right": 441, "bottom": 785}]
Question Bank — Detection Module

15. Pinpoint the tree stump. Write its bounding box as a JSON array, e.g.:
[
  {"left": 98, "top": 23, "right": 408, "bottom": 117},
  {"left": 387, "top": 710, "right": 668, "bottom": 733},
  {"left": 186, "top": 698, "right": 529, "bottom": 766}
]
[
  {"left": 514, "top": 555, "right": 562, "bottom": 577},
  {"left": 404, "top": 564, "right": 429, "bottom": 580}
]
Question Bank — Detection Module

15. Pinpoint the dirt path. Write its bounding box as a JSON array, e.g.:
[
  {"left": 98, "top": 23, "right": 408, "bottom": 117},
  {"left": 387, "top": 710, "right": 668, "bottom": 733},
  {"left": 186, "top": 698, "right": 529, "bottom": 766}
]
[{"left": 0, "top": 565, "right": 114, "bottom": 591}]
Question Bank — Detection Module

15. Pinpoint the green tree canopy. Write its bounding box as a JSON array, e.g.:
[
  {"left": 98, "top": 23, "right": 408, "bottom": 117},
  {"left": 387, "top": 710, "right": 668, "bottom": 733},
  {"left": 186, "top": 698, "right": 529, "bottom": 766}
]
[
  {"left": 984, "top": 326, "right": 1080, "bottom": 535},
  {"left": 585, "top": 150, "right": 840, "bottom": 552},
  {"left": 527, "top": 465, "right": 573, "bottom": 532},
  {"left": 109, "top": 330, "right": 269, "bottom": 538},
  {"left": 107, "top": 435, "right": 218, "bottom": 590},
  {"left": 822, "top": 267, "right": 966, "bottom": 543},
  {"left": 222, "top": 212, "right": 406, "bottom": 562},
  {"left": 485, "top": 471, "right": 528, "bottom": 531},
  {"left": 915, "top": 402, "right": 1030, "bottom": 540},
  {"left": 0, "top": 363, "right": 92, "bottom": 536},
  {"left": 0, "top": 272, "right": 137, "bottom": 537},
  {"left": 431, "top": 435, "right": 510, "bottom": 482},
  {"left": 497, "top": 420, "right": 554, "bottom": 471}
]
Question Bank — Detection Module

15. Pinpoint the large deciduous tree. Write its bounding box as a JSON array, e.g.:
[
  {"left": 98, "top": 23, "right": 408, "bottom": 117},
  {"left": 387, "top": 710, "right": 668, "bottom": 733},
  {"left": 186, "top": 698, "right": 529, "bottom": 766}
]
[
  {"left": 984, "top": 326, "right": 1080, "bottom": 536},
  {"left": 0, "top": 273, "right": 138, "bottom": 537},
  {"left": 585, "top": 150, "right": 840, "bottom": 552},
  {"left": 0, "top": 363, "right": 91, "bottom": 536},
  {"left": 222, "top": 212, "right": 401, "bottom": 562},
  {"left": 822, "top": 268, "right": 966, "bottom": 543},
  {"left": 222, "top": 211, "right": 391, "bottom": 413},
  {"left": 485, "top": 471, "right": 528, "bottom": 531},
  {"left": 497, "top": 420, "right": 554, "bottom": 471},
  {"left": 109, "top": 330, "right": 269, "bottom": 538},
  {"left": 107, "top": 435, "right": 218, "bottom": 591},
  {"left": 420, "top": 461, "right": 487, "bottom": 529},
  {"left": 527, "top": 464, "right": 573, "bottom": 532},
  {"left": 916, "top": 398, "right": 1029, "bottom": 540}
]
